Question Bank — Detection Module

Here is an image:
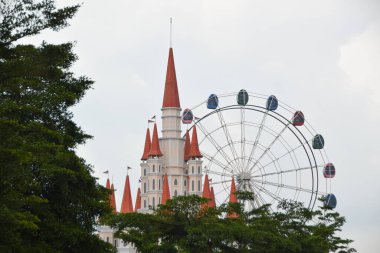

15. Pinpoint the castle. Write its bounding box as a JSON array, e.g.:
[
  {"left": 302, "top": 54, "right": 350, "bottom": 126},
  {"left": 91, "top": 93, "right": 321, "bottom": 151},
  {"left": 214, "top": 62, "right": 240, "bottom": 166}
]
[{"left": 97, "top": 47, "right": 237, "bottom": 252}]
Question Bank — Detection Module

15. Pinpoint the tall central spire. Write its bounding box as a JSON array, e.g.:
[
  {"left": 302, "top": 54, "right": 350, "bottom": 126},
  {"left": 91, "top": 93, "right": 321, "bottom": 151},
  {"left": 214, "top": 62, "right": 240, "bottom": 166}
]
[{"left": 162, "top": 48, "right": 181, "bottom": 108}]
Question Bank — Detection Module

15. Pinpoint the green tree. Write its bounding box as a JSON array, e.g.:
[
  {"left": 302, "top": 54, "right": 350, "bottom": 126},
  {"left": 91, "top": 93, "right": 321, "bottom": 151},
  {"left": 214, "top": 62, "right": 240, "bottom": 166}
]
[
  {"left": 0, "top": 1, "right": 115, "bottom": 252},
  {"left": 111, "top": 195, "right": 355, "bottom": 253}
]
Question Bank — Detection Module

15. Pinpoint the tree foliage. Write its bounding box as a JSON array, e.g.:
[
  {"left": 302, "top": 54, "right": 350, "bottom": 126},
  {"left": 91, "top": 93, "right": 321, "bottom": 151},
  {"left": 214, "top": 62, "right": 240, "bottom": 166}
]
[
  {"left": 0, "top": 1, "right": 114, "bottom": 252},
  {"left": 111, "top": 195, "right": 356, "bottom": 253}
]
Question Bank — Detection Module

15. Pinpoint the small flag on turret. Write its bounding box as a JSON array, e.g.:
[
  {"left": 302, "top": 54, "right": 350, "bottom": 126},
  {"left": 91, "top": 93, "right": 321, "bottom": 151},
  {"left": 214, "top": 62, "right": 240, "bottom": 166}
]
[{"left": 103, "top": 170, "right": 109, "bottom": 174}]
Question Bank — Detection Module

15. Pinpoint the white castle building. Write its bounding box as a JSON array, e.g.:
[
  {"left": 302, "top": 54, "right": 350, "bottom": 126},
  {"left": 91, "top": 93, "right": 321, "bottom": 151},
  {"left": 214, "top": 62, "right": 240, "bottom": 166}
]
[{"left": 96, "top": 47, "right": 230, "bottom": 252}]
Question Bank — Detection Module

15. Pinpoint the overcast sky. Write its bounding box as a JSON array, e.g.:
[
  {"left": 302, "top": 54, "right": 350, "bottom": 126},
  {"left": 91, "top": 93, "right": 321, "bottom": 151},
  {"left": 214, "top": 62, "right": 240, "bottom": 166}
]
[{"left": 23, "top": 0, "right": 380, "bottom": 252}]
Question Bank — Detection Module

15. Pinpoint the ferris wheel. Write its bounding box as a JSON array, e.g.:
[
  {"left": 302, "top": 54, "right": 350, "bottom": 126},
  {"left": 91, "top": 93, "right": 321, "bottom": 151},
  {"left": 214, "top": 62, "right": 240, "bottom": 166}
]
[{"left": 182, "top": 90, "right": 337, "bottom": 211}]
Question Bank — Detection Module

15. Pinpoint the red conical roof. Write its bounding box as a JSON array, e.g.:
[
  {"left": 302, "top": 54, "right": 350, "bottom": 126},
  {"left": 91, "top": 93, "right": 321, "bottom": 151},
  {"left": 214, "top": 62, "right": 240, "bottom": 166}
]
[
  {"left": 106, "top": 178, "right": 111, "bottom": 190},
  {"left": 161, "top": 174, "right": 171, "bottom": 205},
  {"left": 149, "top": 123, "right": 163, "bottom": 157},
  {"left": 105, "top": 178, "right": 113, "bottom": 210},
  {"left": 134, "top": 188, "right": 141, "bottom": 212},
  {"left": 110, "top": 183, "right": 117, "bottom": 213},
  {"left": 162, "top": 48, "right": 180, "bottom": 108},
  {"left": 184, "top": 130, "right": 191, "bottom": 161},
  {"left": 120, "top": 175, "right": 134, "bottom": 213},
  {"left": 189, "top": 126, "right": 202, "bottom": 158},
  {"left": 227, "top": 177, "right": 239, "bottom": 218},
  {"left": 229, "top": 177, "right": 237, "bottom": 203},
  {"left": 202, "top": 174, "right": 212, "bottom": 207},
  {"left": 141, "top": 128, "right": 151, "bottom": 160},
  {"left": 210, "top": 186, "right": 216, "bottom": 208}
]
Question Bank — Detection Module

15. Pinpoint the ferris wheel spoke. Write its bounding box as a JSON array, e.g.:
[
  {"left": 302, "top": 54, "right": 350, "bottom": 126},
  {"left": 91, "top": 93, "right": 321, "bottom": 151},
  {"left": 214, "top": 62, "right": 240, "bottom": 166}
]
[
  {"left": 253, "top": 179, "right": 314, "bottom": 194},
  {"left": 210, "top": 179, "right": 232, "bottom": 186},
  {"left": 245, "top": 112, "right": 268, "bottom": 171},
  {"left": 240, "top": 107, "right": 246, "bottom": 170},
  {"left": 202, "top": 151, "right": 235, "bottom": 174},
  {"left": 197, "top": 121, "right": 237, "bottom": 171},
  {"left": 215, "top": 109, "right": 242, "bottom": 171},
  {"left": 248, "top": 123, "right": 290, "bottom": 173},
  {"left": 207, "top": 169, "right": 233, "bottom": 178},
  {"left": 252, "top": 183, "right": 282, "bottom": 203},
  {"left": 248, "top": 183, "right": 268, "bottom": 209},
  {"left": 252, "top": 165, "right": 324, "bottom": 178},
  {"left": 254, "top": 138, "right": 312, "bottom": 174}
]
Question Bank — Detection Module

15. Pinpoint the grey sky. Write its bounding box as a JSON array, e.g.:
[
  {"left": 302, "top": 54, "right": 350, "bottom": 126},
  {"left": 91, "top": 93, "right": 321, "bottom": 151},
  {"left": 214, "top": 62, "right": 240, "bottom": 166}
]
[{"left": 22, "top": 0, "right": 380, "bottom": 252}]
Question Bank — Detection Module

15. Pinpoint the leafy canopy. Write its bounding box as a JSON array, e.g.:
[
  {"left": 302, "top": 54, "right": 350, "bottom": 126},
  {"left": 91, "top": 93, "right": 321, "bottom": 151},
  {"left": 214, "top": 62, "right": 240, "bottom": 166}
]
[
  {"left": 0, "top": 1, "right": 115, "bottom": 252},
  {"left": 110, "top": 194, "right": 356, "bottom": 253}
]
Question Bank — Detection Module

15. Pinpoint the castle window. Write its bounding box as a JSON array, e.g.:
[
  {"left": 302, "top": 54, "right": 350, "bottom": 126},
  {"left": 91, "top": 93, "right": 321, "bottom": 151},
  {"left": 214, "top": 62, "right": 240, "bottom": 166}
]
[
  {"left": 185, "top": 170, "right": 188, "bottom": 174},
  {"left": 159, "top": 165, "right": 161, "bottom": 172},
  {"left": 174, "top": 178, "right": 178, "bottom": 185},
  {"left": 174, "top": 190, "right": 177, "bottom": 196},
  {"left": 114, "top": 240, "right": 118, "bottom": 247},
  {"left": 192, "top": 180, "right": 194, "bottom": 191},
  {"left": 144, "top": 182, "right": 146, "bottom": 193},
  {"left": 152, "top": 179, "right": 155, "bottom": 190},
  {"left": 144, "top": 200, "right": 146, "bottom": 208},
  {"left": 153, "top": 164, "right": 155, "bottom": 172},
  {"left": 159, "top": 197, "right": 161, "bottom": 204},
  {"left": 152, "top": 197, "right": 155, "bottom": 207},
  {"left": 198, "top": 180, "right": 201, "bottom": 191},
  {"left": 184, "top": 191, "right": 187, "bottom": 196},
  {"left": 192, "top": 166, "right": 194, "bottom": 174},
  {"left": 144, "top": 169, "right": 146, "bottom": 176},
  {"left": 159, "top": 179, "right": 161, "bottom": 190},
  {"left": 184, "top": 180, "right": 187, "bottom": 186},
  {"left": 198, "top": 166, "right": 201, "bottom": 174},
  {"left": 107, "top": 237, "right": 109, "bottom": 243}
]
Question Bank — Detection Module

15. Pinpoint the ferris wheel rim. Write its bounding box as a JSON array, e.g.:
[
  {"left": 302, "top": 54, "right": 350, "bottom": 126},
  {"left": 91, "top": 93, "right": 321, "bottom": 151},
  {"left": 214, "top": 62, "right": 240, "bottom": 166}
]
[{"left": 185, "top": 104, "right": 320, "bottom": 209}]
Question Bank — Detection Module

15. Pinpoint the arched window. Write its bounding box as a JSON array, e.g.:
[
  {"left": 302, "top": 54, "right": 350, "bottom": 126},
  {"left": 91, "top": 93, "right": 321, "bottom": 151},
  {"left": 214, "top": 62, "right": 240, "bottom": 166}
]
[
  {"left": 184, "top": 191, "right": 187, "bottom": 196},
  {"left": 152, "top": 197, "right": 155, "bottom": 207},
  {"left": 159, "top": 179, "right": 161, "bottom": 190},
  {"left": 184, "top": 180, "right": 187, "bottom": 186},
  {"left": 114, "top": 240, "right": 118, "bottom": 247},
  {"left": 192, "top": 180, "right": 194, "bottom": 191},
  {"left": 198, "top": 166, "right": 201, "bottom": 174},
  {"left": 152, "top": 179, "right": 155, "bottom": 190},
  {"left": 107, "top": 237, "right": 109, "bottom": 243},
  {"left": 198, "top": 180, "right": 201, "bottom": 192},
  {"left": 174, "top": 178, "right": 178, "bottom": 185},
  {"left": 144, "top": 169, "right": 146, "bottom": 176},
  {"left": 159, "top": 165, "right": 161, "bottom": 172},
  {"left": 174, "top": 190, "right": 177, "bottom": 196},
  {"left": 144, "top": 200, "right": 146, "bottom": 208},
  {"left": 153, "top": 164, "right": 155, "bottom": 172},
  {"left": 143, "top": 182, "right": 146, "bottom": 193},
  {"left": 192, "top": 166, "right": 194, "bottom": 174}
]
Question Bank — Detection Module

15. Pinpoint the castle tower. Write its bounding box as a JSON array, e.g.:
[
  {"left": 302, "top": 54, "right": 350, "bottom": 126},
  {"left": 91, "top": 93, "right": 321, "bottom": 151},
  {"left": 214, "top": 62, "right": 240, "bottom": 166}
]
[
  {"left": 140, "top": 123, "right": 164, "bottom": 211},
  {"left": 187, "top": 126, "right": 203, "bottom": 195},
  {"left": 160, "top": 48, "right": 186, "bottom": 198}
]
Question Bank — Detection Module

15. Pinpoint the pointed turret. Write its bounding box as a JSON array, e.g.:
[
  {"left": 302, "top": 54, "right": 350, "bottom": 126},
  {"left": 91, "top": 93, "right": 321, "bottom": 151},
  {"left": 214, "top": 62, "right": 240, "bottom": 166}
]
[
  {"left": 229, "top": 177, "right": 237, "bottom": 203},
  {"left": 110, "top": 183, "right": 117, "bottom": 213},
  {"left": 141, "top": 128, "right": 151, "bottom": 160},
  {"left": 184, "top": 130, "right": 191, "bottom": 161},
  {"left": 227, "top": 177, "right": 239, "bottom": 218},
  {"left": 106, "top": 178, "right": 111, "bottom": 190},
  {"left": 189, "top": 126, "right": 202, "bottom": 159},
  {"left": 210, "top": 186, "right": 216, "bottom": 208},
  {"left": 134, "top": 188, "right": 141, "bottom": 212},
  {"left": 202, "top": 174, "right": 212, "bottom": 207},
  {"left": 162, "top": 48, "right": 180, "bottom": 108},
  {"left": 149, "top": 123, "right": 163, "bottom": 157},
  {"left": 161, "top": 174, "right": 171, "bottom": 204},
  {"left": 105, "top": 178, "right": 112, "bottom": 209},
  {"left": 120, "top": 175, "right": 134, "bottom": 213}
]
